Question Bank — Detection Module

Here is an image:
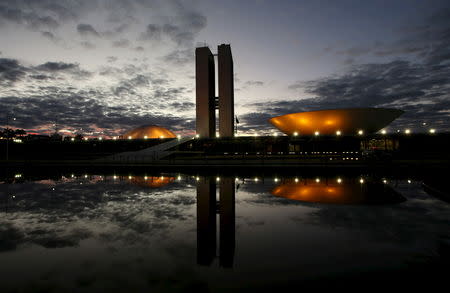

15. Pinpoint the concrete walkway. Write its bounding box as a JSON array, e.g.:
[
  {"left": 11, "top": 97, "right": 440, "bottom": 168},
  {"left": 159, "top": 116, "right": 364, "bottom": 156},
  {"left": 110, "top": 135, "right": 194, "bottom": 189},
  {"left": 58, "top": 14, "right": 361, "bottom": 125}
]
[{"left": 99, "top": 137, "right": 191, "bottom": 163}]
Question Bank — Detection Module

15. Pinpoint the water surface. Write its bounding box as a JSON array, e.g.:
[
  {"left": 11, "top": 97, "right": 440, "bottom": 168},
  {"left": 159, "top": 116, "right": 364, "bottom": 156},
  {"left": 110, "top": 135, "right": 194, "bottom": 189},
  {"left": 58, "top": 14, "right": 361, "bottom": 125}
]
[{"left": 1, "top": 171, "right": 449, "bottom": 292}]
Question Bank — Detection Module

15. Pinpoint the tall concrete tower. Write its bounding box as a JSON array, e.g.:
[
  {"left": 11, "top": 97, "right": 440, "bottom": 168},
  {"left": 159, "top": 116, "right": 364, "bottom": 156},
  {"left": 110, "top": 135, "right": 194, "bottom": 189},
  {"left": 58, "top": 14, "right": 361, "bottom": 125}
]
[
  {"left": 218, "top": 44, "right": 234, "bottom": 137},
  {"left": 195, "top": 44, "right": 234, "bottom": 138},
  {"left": 195, "top": 47, "right": 216, "bottom": 138}
]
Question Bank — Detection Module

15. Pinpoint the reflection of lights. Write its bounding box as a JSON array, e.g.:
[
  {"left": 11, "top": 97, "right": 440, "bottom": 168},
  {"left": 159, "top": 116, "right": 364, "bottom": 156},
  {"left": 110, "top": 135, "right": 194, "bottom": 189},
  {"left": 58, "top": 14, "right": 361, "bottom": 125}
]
[
  {"left": 293, "top": 132, "right": 298, "bottom": 136},
  {"left": 336, "top": 130, "right": 341, "bottom": 136},
  {"left": 315, "top": 178, "right": 320, "bottom": 183},
  {"left": 405, "top": 129, "right": 411, "bottom": 134},
  {"left": 337, "top": 178, "right": 342, "bottom": 183},
  {"left": 429, "top": 129, "right": 436, "bottom": 134},
  {"left": 358, "top": 130, "right": 364, "bottom": 135},
  {"left": 359, "top": 178, "right": 364, "bottom": 184},
  {"left": 314, "top": 131, "right": 319, "bottom": 136},
  {"left": 381, "top": 129, "right": 387, "bottom": 135}
]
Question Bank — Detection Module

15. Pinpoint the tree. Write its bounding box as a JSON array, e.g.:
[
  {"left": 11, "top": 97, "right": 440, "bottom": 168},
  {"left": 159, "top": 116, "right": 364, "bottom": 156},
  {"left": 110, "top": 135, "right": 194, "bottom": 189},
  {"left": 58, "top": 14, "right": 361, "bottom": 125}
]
[
  {"left": 14, "top": 129, "right": 26, "bottom": 137},
  {"left": 0, "top": 128, "right": 16, "bottom": 139}
]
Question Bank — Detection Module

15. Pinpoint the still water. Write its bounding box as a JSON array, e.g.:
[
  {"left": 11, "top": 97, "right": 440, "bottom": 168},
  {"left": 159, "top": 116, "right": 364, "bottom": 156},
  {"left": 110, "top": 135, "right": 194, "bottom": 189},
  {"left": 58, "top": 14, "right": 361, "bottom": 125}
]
[{"left": 0, "top": 170, "right": 449, "bottom": 292}]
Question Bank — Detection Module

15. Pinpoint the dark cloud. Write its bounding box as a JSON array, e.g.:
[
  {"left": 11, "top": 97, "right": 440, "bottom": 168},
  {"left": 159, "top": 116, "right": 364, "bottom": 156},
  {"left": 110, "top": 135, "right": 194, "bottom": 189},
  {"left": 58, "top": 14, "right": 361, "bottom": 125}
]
[
  {"left": 112, "top": 38, "right": 131, "bottom": 48},
  {"left": 41, "top": 31, "right": 57, "bottom": 42},
  {"left": 80, "top": 41, "right": 96, "bottom": 49},
  {"left": 163, "top": 48, "right": 193, "bottom": 65},
  {"left": 36, "top": 61, "right": 78, "bottom": 71},
  {"left": 0, "top": 4, "right": 59, "bottom": 29},
  {"left": 77, "top": 23, "right": 100, "bottom": 37},
  {"left": 140, "top": 11, "right": 207, "bottom": 47},
  {"left": 0, "top": 58, "right": 27, "bottom": 84}
]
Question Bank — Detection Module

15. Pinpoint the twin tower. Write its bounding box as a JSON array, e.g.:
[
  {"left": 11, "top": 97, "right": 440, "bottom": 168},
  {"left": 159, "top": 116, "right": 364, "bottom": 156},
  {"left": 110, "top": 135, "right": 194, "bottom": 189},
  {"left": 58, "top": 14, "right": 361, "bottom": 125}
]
[{"left": 196, "top": 44, "right": 234, "bottom": 138}]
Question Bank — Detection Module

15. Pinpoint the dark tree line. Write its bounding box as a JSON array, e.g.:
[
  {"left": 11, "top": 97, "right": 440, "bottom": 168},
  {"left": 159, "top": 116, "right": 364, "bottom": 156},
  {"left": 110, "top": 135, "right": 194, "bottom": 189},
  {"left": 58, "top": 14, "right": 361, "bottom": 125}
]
[{"left": 0, "top": 128, "right": 27, "bottom": 139}]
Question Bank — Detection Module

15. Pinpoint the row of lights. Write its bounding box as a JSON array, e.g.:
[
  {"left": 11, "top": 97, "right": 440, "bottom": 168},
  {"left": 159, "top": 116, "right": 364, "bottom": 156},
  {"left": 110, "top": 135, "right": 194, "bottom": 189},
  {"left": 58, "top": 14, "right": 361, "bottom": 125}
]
[{"left": 64, "top": 127, "right": 438, "bottom": 142}]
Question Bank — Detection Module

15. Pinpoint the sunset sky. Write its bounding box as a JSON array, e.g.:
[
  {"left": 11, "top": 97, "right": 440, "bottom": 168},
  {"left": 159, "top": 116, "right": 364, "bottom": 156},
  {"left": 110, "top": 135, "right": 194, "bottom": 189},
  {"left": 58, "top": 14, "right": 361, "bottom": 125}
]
[{"left": 1, "top": 0, "right": 449, "bottom": 137}]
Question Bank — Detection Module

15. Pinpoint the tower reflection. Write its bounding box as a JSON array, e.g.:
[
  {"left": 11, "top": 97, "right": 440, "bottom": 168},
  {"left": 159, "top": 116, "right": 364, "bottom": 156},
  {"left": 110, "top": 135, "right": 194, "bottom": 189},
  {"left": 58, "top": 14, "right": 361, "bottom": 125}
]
[{"left": 197, "top": 177, "right": 235, "bottom": 268}]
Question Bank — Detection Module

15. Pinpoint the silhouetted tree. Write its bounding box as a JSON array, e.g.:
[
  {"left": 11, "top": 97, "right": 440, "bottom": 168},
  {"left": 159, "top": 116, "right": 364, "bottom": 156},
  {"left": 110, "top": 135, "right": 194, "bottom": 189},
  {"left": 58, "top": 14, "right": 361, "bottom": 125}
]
[
  {"left": 0, "top": 128, "right": 16, "bottom": 139},
  {"left": 75, "top": 134, "right": 84, "bottom": 141},
  {"left": 14, "top": 129, "right": 26, "bottom": 137}
]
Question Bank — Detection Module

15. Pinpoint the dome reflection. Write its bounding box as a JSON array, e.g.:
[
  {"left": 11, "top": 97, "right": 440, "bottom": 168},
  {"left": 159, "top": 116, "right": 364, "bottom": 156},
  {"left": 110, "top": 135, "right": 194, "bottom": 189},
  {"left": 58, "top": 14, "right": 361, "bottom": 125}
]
[{"left": 272, "top": 178, "right": 405, "bottom": 205}]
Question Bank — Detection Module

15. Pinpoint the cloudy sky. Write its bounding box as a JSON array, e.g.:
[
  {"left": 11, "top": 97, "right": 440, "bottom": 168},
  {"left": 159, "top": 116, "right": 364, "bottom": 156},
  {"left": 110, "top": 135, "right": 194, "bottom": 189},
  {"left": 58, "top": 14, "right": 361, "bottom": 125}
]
[{"left": 0, "top": 0, "right": 449, "bottom": 137}]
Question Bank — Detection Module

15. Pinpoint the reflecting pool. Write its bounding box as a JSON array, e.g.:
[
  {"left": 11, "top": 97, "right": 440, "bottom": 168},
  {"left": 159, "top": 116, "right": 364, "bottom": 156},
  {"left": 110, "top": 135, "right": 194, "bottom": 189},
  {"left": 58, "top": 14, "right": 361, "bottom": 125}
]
[{"left": 0, "top": 171, "right": 449, "bottom": 292}]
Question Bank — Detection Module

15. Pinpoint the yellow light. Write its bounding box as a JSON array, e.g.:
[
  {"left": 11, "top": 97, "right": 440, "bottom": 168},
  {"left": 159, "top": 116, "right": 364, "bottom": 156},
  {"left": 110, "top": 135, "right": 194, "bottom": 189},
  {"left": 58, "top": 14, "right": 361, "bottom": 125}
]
[
  {"left": 254, "top": 133, "right": 258, "bottom": 137},
  {"left": 336, "top": 130, "right": 341, "bottom": 136},
  {"left": 314, "top": 131, "right": 319, "bottom": 136},
  {"left": 293, "top": 132, "right": 298, "bottom": 136},
  {"left": 84, "top": 174, "right": 88, "bottom": 178},
  {"left": 358, "top": 130, "right": 364, "bottom": 135},
  {"left": 407, "top": 179, "right": 411, "bottom": 184},
  {"left": 71, "top": 137, "right": 75, "bottom": 141},
  {"left": 144, "top": 176, "right": 148, "bottom": 180},
  {"left": 99, "top": 137, "right": 103, "bottom": 140},
  {"left": 315, "top": 178, "right": 320, "bottom": 183},
  {"left": 235, "top": 177, "right": 239, "bottom": 181},
  {"left": 195, "top": 134, "right": 200, "bottom": 138},
  {"left": 160, "top": 135, "right": 164, "bottom": 139},
  {"left": 429, "top": 129, "right": 436, "bottom": 134},
  {"left": 359, "top": 178, "right": 364, "bottom": 184},
  {"left": 405, "top": 129, "right": 411, "bottom": 134},
  {"left": 144, "top": 136, "right": 148, "bottom": 139},
  {"left": 84, "top": 137, "right": 88, "bottom": 141},
  {"left": 294, "top": 178, "right": 299, "bottom": 183},
  {"left": 177, "top": 135, "right": 181, "bottom": 139},
  {"left": 216, "top": 134, "right": 220, "bottom": 138},
  {"left": 177, "top": 176, "right": 181, "bottom": 181},
  {"left": 128, "top": 136, "right": 132, "bottom": 140},
  {"left": 14, "top": 174, "right": 22, "bottom": 178},
  {"left": 113, "top": 136, "right": 117, "bottom": 140},
  {"left": 274, "top": 178, "right": 279, "bottom": 182},
  {"left": 383, "top": 179, "right": 387, "bottom": 184},
  {"left": 216, "top": 177, "right": 220, "bottom": 182},
  {"left": 381, "top": 129, "right": 387, "bottom": 135},
  {"left": 128, "top": 176, "right": 132, "bottom": 179},
  {"left": 254, "top": 177, "right": 259, "bottom": 182},
  {"left": 273, "top": 132, "right": 278, "bottom": 137},
  {"left": 337, "top": 178, "right": 342, "bottom": 183},
  {"left": 113, "top": 175, "right": 117, "bottom": 180}
]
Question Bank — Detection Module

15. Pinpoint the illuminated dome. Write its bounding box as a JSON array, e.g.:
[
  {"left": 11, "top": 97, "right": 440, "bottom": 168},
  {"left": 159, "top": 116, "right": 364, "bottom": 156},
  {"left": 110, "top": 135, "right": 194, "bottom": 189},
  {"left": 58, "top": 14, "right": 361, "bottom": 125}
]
[
  {"left": 123, "top": 125, "right": 176, "bottom": 139},
  {"left": 269, "top": 108, "right": 403, "bottom": 136}
]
